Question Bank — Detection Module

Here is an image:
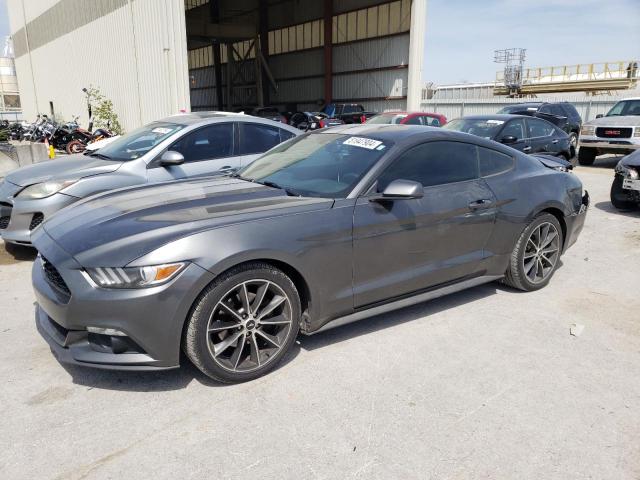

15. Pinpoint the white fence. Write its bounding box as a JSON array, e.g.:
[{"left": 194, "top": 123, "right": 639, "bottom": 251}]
[{"left": 419, "top": 97, "right": 621, "bottom": 122}]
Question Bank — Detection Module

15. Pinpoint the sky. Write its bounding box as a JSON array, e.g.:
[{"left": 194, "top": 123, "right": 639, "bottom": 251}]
[
  {"left": 423, "top": 0, "right": 640, "bottom": 85},
  {"left": 0, "top": 0, "right": 9, "bottom": 39}
]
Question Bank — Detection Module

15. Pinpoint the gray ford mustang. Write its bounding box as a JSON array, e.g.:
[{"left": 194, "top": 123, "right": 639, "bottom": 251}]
[{"left": 32, "top": 125, "right": 589, "bottom": 383}]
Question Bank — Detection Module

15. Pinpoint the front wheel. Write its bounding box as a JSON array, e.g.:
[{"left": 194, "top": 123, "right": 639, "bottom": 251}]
[
  {"left": 578, "top": 147, "right": 596, "bottom": 165},
  {"left": 183, "top": 262, "right": 301, "bottom": 383},
  {"left": 65, "top": 139, "right": 86, "bottom": 154},
  {"left": 610, "top": 175, "right": 636, "bottom": 210},
  {"left": 503, "top": 213, "right": 564, "bottom": 292}
]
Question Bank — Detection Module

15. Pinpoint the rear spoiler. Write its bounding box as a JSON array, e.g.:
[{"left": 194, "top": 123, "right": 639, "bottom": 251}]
[{"left": 532, "top": 153, "right": 573, "bottom": 171}]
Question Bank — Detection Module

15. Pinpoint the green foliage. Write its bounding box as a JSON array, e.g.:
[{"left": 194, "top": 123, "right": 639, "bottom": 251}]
[{"left": 84, "top": 86, "right": 124, "bottom": 135}]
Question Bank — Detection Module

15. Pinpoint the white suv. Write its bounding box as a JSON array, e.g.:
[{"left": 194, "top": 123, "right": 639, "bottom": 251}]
[{"left": 578, "top": 97, "right": 640, "bottom": 165}]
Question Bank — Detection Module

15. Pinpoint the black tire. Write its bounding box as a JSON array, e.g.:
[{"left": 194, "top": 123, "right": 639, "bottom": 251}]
[
  {"left": 610, "top": 175, "right": 636, "bottom": 210},
  {"left": 183, "top": 262, "right": 301, "bottom": 383},
  {"left": 578, "top": 147, "right": 596, "bottom": 166},
  {"left": 503, "top": 213, "right": 564, "bottom": 292},
  {"left": 65, "top": 140, "right": 85, "bottom": 154}
]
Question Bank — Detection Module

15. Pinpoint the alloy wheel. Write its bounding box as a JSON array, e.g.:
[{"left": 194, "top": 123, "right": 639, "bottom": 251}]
[
  {"left": 206, "top": 279, "right": 293, "bottom": 373},
  {"left": 522, "top": 222, "right": 560, "bottom": 284}
]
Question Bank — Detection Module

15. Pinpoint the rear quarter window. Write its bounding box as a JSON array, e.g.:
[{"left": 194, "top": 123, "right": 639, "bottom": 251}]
[{"left": 478, "top": 147, "right": 514, "bottom": 177}]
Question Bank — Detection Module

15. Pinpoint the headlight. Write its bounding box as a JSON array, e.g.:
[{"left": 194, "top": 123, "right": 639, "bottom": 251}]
[
  {"left": 85, "top": 263, "right": 186, "bottom": 289},
  {"left": 634, "top": 127, "right": 640, "bottom": 137},
  {"left": 615, "top": 163, "right": 639, "bottom": 179},
  {"left": 580, "top": 125, "right": 595, "bottom": 136},
  {"left": 17, "top": 180, "right": 76, "bottom": 199}
]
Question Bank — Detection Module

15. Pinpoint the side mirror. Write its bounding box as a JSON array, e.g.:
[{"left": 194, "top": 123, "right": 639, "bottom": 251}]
[
  {"left": 595, "top": 114, "right": 604, "bottom": 119},
  {"left": 500, "top": 135, "right": 518, "bottom": 144},
  {"left": 159, "top": 150, "right": 184, "bottom": 166},
  {"left": 372, "top": 179, "right": 424, "bottom": 201}
]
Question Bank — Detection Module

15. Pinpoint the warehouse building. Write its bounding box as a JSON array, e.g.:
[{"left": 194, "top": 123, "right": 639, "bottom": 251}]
[{"left": 6, "top": 0, "right": 426, "bottom": 131}]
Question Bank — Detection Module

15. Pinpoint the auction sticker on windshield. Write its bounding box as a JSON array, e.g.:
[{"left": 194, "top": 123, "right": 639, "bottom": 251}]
[
  {"left": 152, "top": 127, "right": 173, "bottom": 135},
  {"left": 343, "top": 137, "right": 383, "bottom": 150},
  {"left": 486, "top": 120, "right": 504, "bottom": 124}
]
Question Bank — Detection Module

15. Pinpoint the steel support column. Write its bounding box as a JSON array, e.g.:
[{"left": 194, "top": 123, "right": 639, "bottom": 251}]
[
  {"left": 259, "top": 0, "right": 270, "bottom": 105},
  {"left": 210, "top": 0, "right": 224, "bottom": 110},
  {"left": 323, "top": 0, "right": 333, "bottom": 104},
  {"left": 407, "top": 0, "right": 427, "bottom": 110}
]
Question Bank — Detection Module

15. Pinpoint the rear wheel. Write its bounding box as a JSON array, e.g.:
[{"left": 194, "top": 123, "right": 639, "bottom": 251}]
[
  {"left": 578, "top": 147, "right": 596, "bottom": 166},
  {"left": 503, "top": 213, "right": 563, "bottom": 292},
  {"left": 610, "top": 175, "right": 636, "bottom": 210},
  {"left": 183, "top": 262, "right": 301, "bottom": 383}
]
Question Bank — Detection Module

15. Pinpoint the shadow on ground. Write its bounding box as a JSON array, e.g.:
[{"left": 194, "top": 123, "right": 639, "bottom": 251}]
[
  {"left": 59, "top": 282, "right": 507, "bottom": 392},
  {"left": 594, "top": 200, "right": 640, "bottom": 218},
  {"left": 0, "top": 241, "right": 37, "bottom": 265}
]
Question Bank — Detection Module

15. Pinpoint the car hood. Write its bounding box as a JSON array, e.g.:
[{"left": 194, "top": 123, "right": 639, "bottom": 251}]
[
  {"left": 620, "top": 149, "right": 640, "bottom": 168},
  {"left": 40, "top": 177, "right": 334, "bottom": 266},
  {"left": 584, "top": 115, "right": 640, "bottom": 126},
  {"left": 5, "top": 154, "right": 122, "bottom": 187}
]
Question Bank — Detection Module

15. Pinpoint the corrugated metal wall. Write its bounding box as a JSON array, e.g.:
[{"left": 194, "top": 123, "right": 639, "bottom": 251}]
[
  {"left": 188, "top": 0, "right": 413, "bottom": 114},
  {"left": 7, "top": 0, "right": 190, "bottom": 131},
  {"left": 420, "top": 97, "right": 623, "bottom": 122}
]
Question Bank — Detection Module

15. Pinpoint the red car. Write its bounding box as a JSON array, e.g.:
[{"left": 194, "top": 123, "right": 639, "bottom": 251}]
[{"left": 366, "top": 111, "right": 447, "bottom": 127}]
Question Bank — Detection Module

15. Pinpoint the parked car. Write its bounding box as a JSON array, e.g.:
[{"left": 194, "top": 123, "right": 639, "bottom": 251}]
[
  {"left": 497, "top": 102, "right": 582, "bottom": 154},
  {"left": 323, "top": 103, "right": 376, "bottom": 124},
  {"left": 32, "top": 125, "right": 588, "bottom": 383},
  {"left": 610, "top": 150, "right": 640, "bottom": 209},
  {"left": 0, "top": 113, "right": 299, "bottom": 245},
  {"left": 366, "top": 111, "right": 447, "bottom": 127},
  {"left": 443, "top": 114, "right": 573, "bottom": 159},
  {"left": 289, "top": 111, "right": 344, "bottom": 130},
  {"left": 248, "top": 107, "right": 288, "bottom": 124},
  {"left": 577, "top": 97, "right": 640, "bottom": 165}
]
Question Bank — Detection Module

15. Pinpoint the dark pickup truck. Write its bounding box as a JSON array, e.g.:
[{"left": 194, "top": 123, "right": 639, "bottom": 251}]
[{"left": 323, "top": 103, "right": 376, "bottom": 124}]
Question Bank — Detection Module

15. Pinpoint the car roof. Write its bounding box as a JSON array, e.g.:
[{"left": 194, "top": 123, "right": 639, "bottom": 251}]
[
  {"left": 156, "top": 111, "right": 298, "bottom": 131},
  {"left": 457, "top": 114, "right": 529, "bottom": 120},
  {"left": 313, "top": 123, "right": 483, "bottom": 143},
  {"left": 158, "top": 112, "right": 245, "bottom": 125}
]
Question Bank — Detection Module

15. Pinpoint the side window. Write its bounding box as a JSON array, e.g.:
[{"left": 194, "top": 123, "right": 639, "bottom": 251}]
[
  {"left": 500, "top": 119, "right": 526, "bottom": 140},
  {"left": 550, "top": 105, "right": 565, "bottom": 117},
  {"left": 563, "top": 104, "right": 582, "bottom": 122},
  {"left": 478, "top": 147, "right": 514, "bottom": 177},
  {"left": 279, "top": 129, "right": 296, "bottom": 142},
  {"left": 527, "top": 118, "right": 555, "bottom": 138},
  {"left": 426, "top": 116, "right": 441, "bottom": 127},
  {"left": 169, "top": 123, "right": 233, "bottom": 162},
  {"left": 239, "top": 123, "right": 282, "bottom": 155},
  {"left": 404, "top": 116, "right": 424, "bottom": 125},
  {"left": 377, "top": 141, "right": 478, "bottom": 191},
  {"left": 343, "top": 105, "right": 355, "bottom": 114},
  {"left": 538, "top": 105, "right": 552, "bottom": 114}
]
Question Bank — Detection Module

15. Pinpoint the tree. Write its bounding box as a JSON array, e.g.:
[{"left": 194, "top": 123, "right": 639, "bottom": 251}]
[{"left": 84, "top": 86, "right": 124, "bottom": 135}]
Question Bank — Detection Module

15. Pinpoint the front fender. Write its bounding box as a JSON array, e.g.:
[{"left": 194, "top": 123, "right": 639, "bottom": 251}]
[{"left": 62, "top": 172, "right": 145, "bottom": 199}]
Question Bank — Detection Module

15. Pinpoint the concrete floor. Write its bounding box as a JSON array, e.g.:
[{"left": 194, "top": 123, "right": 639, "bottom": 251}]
[{"left": 0, "top": 163, "right": 639, "bottom": 479}]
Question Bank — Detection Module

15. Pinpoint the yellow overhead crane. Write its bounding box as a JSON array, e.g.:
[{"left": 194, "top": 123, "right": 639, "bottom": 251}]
[{"left": 495, "top": 61, "right": 639, "bottom": 96}]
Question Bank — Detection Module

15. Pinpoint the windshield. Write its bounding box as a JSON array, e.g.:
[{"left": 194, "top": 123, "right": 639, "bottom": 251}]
[
  {"left": 238, "top": 133, "right": 392, "bottom": 198},
  {"left": 89, "top": 122, "right": 184, "bottom": 161},
  {"left": 367, "top": 114, "right": 407, "bottom": 124},
  {"left": 443, "top": 118, "right": 504, "bottom": 139},
  {"left": 606, "top": 100, "right": 640, "bottom": 116}
]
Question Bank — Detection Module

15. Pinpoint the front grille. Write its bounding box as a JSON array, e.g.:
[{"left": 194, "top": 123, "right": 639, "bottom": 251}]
[
  {"left": 42, "top": 257, "right": 71, "bottom": 297},
  {"left": 29, "top": 212, "right": 44, "bottom": 230},
  {"left": 596, "top": 127, "right": 632, "bottom": 138},
  {"left": 0, "top": 216, "right": 9, "bottom": 229}
]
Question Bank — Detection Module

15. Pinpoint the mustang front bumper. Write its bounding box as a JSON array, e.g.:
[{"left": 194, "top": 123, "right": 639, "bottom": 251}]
[{"left": 32, "top": 230, "right": 216, "bottom": 371}]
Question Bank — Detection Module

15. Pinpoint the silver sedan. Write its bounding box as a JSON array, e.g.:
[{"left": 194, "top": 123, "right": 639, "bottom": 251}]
[{"left": 0, "top": 112, "right": 299, "bottom": 245}]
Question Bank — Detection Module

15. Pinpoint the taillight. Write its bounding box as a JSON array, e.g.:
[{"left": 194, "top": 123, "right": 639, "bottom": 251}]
[
  {"left": 360, "top": 115, "right": 366, "bottom": 123},
  {"left": 319, "top": 119, "right": 326, "bottom": 128}
]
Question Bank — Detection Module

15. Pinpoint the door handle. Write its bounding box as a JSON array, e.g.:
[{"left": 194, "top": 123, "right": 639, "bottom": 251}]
[
  {"left": 552, "top": 139, "right": 559, "bottom": 144},
  {"left": 523, "top": 146, "right": 532, "bottom": 152},
  {"left": 468, "top": 199, "right": 494, "bottom": 210}
]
